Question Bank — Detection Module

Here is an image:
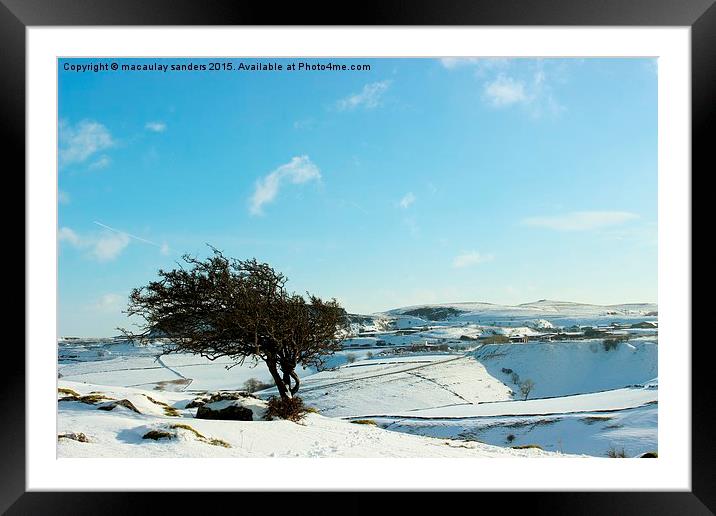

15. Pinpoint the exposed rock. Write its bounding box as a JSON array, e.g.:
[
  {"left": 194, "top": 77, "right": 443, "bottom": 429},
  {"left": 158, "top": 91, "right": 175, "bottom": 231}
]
[
  {"left": 186, "top": 390, "right": 256, "bottom": 409},
  {"left": 209, "top": 391, "right": 257, "bottom": 402},
  {"left": 142, "top": 430, "right": 173, "bottom": 440},
  {"left": 58, "top": 432, "right": 89, "bottom": 443},
  {"left": 97, "top": 399, "right": 141, "bottom": 413},
  {"left": 196, "top": 401, "right": 253, "bottom": 421}
]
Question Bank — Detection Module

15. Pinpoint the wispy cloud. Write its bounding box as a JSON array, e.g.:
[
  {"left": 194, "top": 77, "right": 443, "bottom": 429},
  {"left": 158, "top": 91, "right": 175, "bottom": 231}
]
[
  {"left": 337, "top": 80, "right": 391, "bottom": 111},
  {"left": 59, "top": 226, "right": 129, "bottom": 261},
  {"left": 442, "top": 59, "right": 567, "bottom": 117},
  {"left": 440, "top": 57, "right": 510, "bottom": 76},
  {"left": 483, "top": 75, "right": 528, "bottom": 107},
  {"left": 58, "top": 190, "right": 71, "bottom": 205},
  {"left": 293, "top": 119, "right": 315, "bottom": 130},
  {"left": 145, "top": 121, "right": 167, "bottom": 133},
  {"left": 440, "top": 57, "right": 481, "bottom": 69},
  {"left": 92, "top": 232, "right": 131, "bottom": 261},
  {"left": 249, "top": 156, "right": 321, "bottom": 215},
  {"left": 403, "top": 216, "right": 420, "bottom": 237},
  {"left": 452, "top": 251, "right": 494, "bottom": 269},
  {"left": 88, "top": 155, "right": 111, "bottom": 170},
  {"left": 59, "top": 222, "right": 170, "bottom": 261},
  {"left": 92, "top": 293, "right": 125, "bottom": 312},
  {"left": 93, "top": 221, "right": 171, "bottom": 255},
  {"left": 482, "top": 63, "right": 564, "bottom": 117},
  {"left": 59, "top": 120, "right": 114, "bottom": 167},
  {"left": 522, "top": 211, "right": 639, "bottom": 231},
  {"left": 58, "top": 227, "right": 81, "bottom": 246},
  {"left": 399, "top": 192, "right": 416, "bottom": 209}
]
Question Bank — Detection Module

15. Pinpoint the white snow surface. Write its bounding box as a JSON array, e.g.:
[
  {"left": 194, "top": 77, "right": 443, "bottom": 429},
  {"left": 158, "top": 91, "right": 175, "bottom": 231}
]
[
  {"left": 57, "top": 381, "right": 566, "bottom": 458},
  {"left": 58, "top": 300, "right": 657, "bottom": 458}
]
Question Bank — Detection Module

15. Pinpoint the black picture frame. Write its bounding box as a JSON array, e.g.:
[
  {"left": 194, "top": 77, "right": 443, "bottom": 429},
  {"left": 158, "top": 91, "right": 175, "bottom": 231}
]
[{"left": 5, "top": 1, "right": 708, "bottom": 513}]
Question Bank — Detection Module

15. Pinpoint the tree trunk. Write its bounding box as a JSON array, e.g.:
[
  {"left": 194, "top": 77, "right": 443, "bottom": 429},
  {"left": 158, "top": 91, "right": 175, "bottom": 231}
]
[
  {"left": 265, "top": 360, "right": 290, "bottom": 399},
  {"left": 289, "top": 370, "right": 301, "bottom": 395}
]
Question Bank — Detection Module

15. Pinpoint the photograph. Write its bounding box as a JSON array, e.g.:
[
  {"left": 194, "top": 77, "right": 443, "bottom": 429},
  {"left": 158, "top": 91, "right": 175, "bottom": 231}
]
[{"left": 56, "top": 56, "right": 658, "bottom": 459}]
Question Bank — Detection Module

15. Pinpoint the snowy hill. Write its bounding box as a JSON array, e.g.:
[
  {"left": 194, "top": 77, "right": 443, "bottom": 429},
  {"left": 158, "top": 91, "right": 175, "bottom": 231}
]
[
  {"left": 57, "top": 380, "right": 567, "bottom": 458},
  {"left": 57, "top": 299, "right": 657, "bottom": 458},
  {"left": 380, "top": 300, "right": 657, "bottom": 326}
]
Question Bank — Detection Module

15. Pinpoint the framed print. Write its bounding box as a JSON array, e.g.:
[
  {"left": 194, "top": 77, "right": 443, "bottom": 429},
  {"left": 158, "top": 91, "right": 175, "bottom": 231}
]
[{"left": 5, "top": 0, "right": 710, "bottom": 513}]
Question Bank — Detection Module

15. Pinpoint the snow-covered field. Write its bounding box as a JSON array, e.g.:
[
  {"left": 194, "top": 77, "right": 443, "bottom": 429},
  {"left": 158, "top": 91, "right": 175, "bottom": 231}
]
[
  {"left": 58, "top": 300, "right": 657, "bottom": 458},
  {"left": 57, "top": 381, "right": 564, "bottom": 458}
]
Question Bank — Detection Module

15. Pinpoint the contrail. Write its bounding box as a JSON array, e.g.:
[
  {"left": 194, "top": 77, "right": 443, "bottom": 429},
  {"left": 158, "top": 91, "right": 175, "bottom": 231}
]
[{"left": 93, "top": 221, "right": 171, "bottom": 253}]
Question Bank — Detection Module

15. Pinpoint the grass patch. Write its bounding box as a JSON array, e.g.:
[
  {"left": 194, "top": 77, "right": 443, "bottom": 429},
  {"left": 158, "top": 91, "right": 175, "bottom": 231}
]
[
  {"left": 80, "top": 393, "right": 114, "bottom": 404},
  {"left": 58, "top": 387, "right": 81, "bottom": 398},
  {"left": 304, "top": 406, "right": 320, "bottom": 414},
  {"left": 606, "top": 446, "right": 627, "bottom": 458},
  {"left": 59, "top": 393, "right": 115, "bottom": 405},
  {"left": 58, "top": 432, "right": 88, "bottom": 443},
  {"left": 142, "top": 430, "right": 174, "bottom": 441},
  {"left": 169, "top": 423, "right": 205, "bottom": 440},
  {"left": 264, "top": 396, "right": 308, "bottom": 422},
  {"left": 97, "top": 399, "right": 140, "bottom": 413},
  {"left": 168, "top": 424, "right": 232, "bottom": 448},
  {"left": 144, "top": 394, "right": 180, "bottom": 417},
  {"left": 443, "top": 441, "right": 475, "bottom": 449},
  {"left": 511, "top": 444, "right": 544, "bottom": 450},
  {"left": 351, "top": 419, "right": 377, "bottom": 426}
]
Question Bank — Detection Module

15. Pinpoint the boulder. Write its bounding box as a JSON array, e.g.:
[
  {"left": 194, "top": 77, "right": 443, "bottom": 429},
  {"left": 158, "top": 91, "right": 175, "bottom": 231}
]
[
  {"left": 97, "top": 399, "right": 141, "bottom": 413},
  {"left": 195, "top": 400, "right": 253, "bottom": 421}
]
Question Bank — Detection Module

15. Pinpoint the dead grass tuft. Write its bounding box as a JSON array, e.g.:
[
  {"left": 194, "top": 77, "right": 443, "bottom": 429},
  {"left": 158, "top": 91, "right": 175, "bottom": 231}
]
[
  {"left": 511, "top": 444, "right": 544, "bottom": 450},
  {"left": 58, "top": 387, "right": 81, "bottom": 398},
  {"left": 142, "top": 430, "right": 174, "bottom": 440}
]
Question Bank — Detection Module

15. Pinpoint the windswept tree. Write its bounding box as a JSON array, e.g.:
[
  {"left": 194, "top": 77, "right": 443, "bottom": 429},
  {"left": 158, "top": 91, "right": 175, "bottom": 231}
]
[
  {"left": 519, "top": 379, "right": 536, "bottom": 400},
  {"left": 122, "top": 247, "right": 348, "bottom": 399}
]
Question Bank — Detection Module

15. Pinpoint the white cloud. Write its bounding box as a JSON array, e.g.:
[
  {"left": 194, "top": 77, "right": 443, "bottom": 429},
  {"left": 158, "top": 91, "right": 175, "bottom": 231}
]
[
  {"left": 481, "top": 63, "right": 565, "bottom": 117},
  {"left": 399, "top": 192, "right": 416, "bottom": 209},
  {"left": 337, "top": 80, "right": 391, "bottom": 111},
  {"left": 59, "top": 120, "right": 114, "bottom": 167},
  {"left": 441, "top": 58, "right": 567, "bottom": 116},
  {"left": 440, "top": 57, "right": 481, "bottom": 69},
  {"left": 452, "top": 251, "right": 494, "bottom": 269},
  {"left": 91, "top": 232, "right": 130, "bottom": 261},
  {"left": 58, "top": 226, "right": 129, "bottom": 261},
  {"left": 60, "top": 223, "right": 170, "bottom": 261},
  {"left": 293, "top": 119, "right": 315, "bottom": 130},
  {"left": 145, "top": 121, "right": 167, "bottom": 133},
  {"left": 403, "top": 216, "right": 420, "bottom": 237},
  {"left": 440, "top": 57, "right": 510, "bottom": 76},
  {"left": 93, "top": 293, "right": 125, "bottom": 312},
  {"left": 483, "top": 75, "right": 528, "bottom": 107},
  {"left": 58, "top": 227, "right": 81, "bottom": 246},
  {"left": 522, "top": 211, "right": 639, "bottom": 231},
  {"left": 249, "top": 156, "right": 321, "bottom": 215},
  {"left": 88, "top": 155, "right": 111, "bottom": 170},
  {"left": 58, "top": 190, "right": 71, "bottom": 205}
]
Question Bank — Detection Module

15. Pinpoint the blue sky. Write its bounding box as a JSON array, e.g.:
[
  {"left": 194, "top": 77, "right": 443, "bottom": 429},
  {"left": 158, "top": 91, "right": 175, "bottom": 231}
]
[{"left": 58, "top": 57, "right": 657, "bottom": 336}]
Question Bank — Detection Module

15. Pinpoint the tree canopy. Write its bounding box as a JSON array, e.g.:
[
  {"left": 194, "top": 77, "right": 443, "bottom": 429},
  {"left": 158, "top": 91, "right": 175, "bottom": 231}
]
[{"left": 123, "top": 247, "right": 348, "bottom": 398}]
